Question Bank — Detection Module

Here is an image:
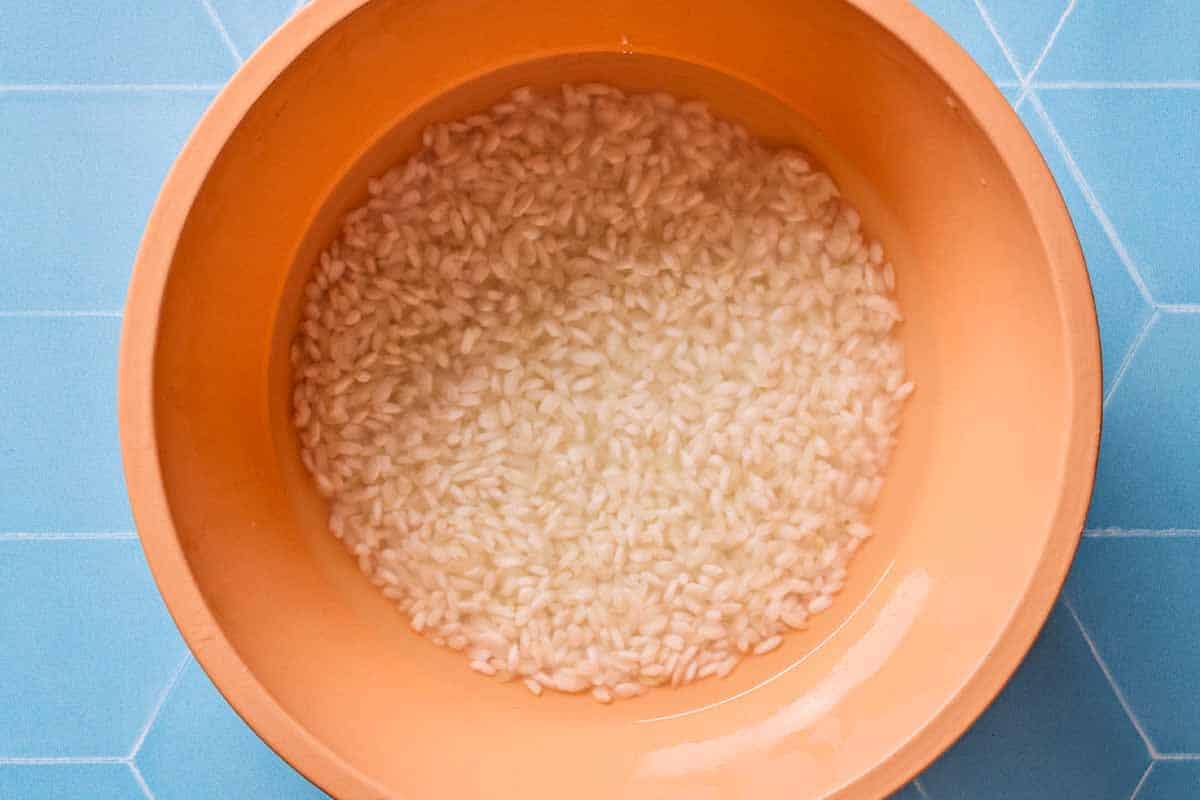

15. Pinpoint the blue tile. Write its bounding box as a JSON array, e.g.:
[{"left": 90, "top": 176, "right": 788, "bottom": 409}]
[
  {"left": 0, "top": 318, "right": 133, "bottom": 531},
  {"left": 1065, "top": 538, "right": 1200, "bottom": 753},
  {"left": 0, "top": 540, "right": 185, "bottom": 756},
  {"left": 209, "top": 0, "right": 297, "bottom": 60},
  {"left": 1138, "top": 762, "right": 1200, "bottom": 800},
  {"left": 136, "top": 659, "right": 329, "bottom": 800},
  {"left": 985, "top": 0, "right": 1071, "bottom": 76},
  {"left": 1002, "top": 84, "right": 1022, "bottom": 105},
  {"left": 912, "top": 0, "right": 1018, "bottom": 84},
  {"left": 1017, "top": 99, "right": 1153, "bottom": 392},
  {"left": 0, "top": 0, "right": 235, "bottom": 84},
  {"left": 889, "top": 781, "right": 928, "bottom": 800},
  {"left": 0, "top": 2, "right": 1196, "bottom": 794},
  {"left": 919, "top": 603, "right": 1149, "bottom": 799},
  {"left": 1039, "top": 89, "right": 1200, "bottom": 304},
  {"left": 0, "top": 763, "right": 142, "bottom": 799},
  {"left": 1087, "top": 315, "right": 1200, "bottom": 529},
  {"left": 0, "top": 92, "right": 213, "bottom": 312},
  {"left": 1038, "top": 0, "right": 1200, "bottom": 82}
]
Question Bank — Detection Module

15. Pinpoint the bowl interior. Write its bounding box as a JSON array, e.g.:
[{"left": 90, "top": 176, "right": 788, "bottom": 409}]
[{"left": 137, "top": 0, "right": 1096, "bottom": 797}]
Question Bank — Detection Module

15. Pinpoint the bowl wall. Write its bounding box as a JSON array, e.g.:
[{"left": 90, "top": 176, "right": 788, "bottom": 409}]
[{"left": 120, "top": 0, "right": 1100, "bottom": 797}]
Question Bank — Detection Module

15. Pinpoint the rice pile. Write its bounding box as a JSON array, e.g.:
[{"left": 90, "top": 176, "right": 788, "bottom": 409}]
[{"left": 291, "top": 84, "right": 910, "bottom": 702}]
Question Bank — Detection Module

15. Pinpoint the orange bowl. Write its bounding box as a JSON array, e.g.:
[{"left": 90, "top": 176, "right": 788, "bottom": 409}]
[{"left": 118, "top": 0, "right": 1100, "bottom": 797}]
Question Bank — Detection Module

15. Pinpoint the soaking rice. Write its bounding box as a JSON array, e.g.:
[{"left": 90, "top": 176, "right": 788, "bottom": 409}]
[{"left": 291, "top": 84, "right": 910, "bottom": 701}]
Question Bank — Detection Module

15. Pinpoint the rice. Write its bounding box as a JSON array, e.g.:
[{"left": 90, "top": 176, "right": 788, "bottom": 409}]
[{"left": 291, "top": 84, "right": 910, "bottom": 701}]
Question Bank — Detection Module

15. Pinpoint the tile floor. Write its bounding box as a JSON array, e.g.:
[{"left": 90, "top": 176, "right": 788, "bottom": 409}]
[{"left": 1, "top": 1, "right": 1197, "bottom": 797}]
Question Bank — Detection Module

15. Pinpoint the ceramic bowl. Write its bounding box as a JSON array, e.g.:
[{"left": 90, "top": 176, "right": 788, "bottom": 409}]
[{"left": 119, "top": 0, "right": 1100, "bottom": 797}]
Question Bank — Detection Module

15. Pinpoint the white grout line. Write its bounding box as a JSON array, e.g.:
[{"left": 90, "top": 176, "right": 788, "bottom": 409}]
[
  {"left": 0, "top": 310, "right": 122, "bottom": 318},
  {"left": 1063, "top": 600, "right": 1158, "bottom": 758},
  {"left": 1035, "top": 81, "right": 1200, "bottom": 90},
  {"left": 0, "top": 754, "right": 161, "bottom": 800},
  {"left": 1103, "top": 310, "right": 1159, "bottom": 410},
  {"left": 0, "top": 84, "right": 223, "bottom": 93},
  {"left": 1129, "top": 762, "right": 1154, "bottom": 800},
  {"left": 47, "top": 78, "right": 1200, "bottom": 94},
  {"left": 1027, "top": 0, "right": 1077, "bottom": 81},
  {"left": 912, "top": 777, "right": 933, "bottom": 799},
  {"left": 0, "top": 756, "right": 127, "bottom": 765},
  {"left": 1014, "top": 0, "right": 1076, "bottom": 107},
  {"left": 973, "top": 0, "right": 1027, "bottom": 82},
  {"left": 0, "top": 532, "right": 138, "bottom": 541},
  {"left": 292, "top": 0, "right": 309, "bottom": 13},
  {"left": 128, "top": 762, "right": 157, "bottom": 800},
  {"left": 1155, "top": 753, "right": 1200, "bottom": 761},
  {"left": 1158, "top": 303, "right": 1200, "bottom": 313},
  {"left": 1028, "top": 92, "right": 1157, "bottom": 307},
  {"left": 128, "top": 653, "right": 192, "bottom": 759},
  {"left": 197, "top": 0, "right": 244, "bottom": 65},
  {"left": 1084, "top": 528, "right": 1200, "bottom": 539}
]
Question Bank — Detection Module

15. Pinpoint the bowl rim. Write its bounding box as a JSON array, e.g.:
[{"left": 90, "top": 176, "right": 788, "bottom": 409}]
[{"left": 118, "top": 0, "right": 1100, "bottom": 796}]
